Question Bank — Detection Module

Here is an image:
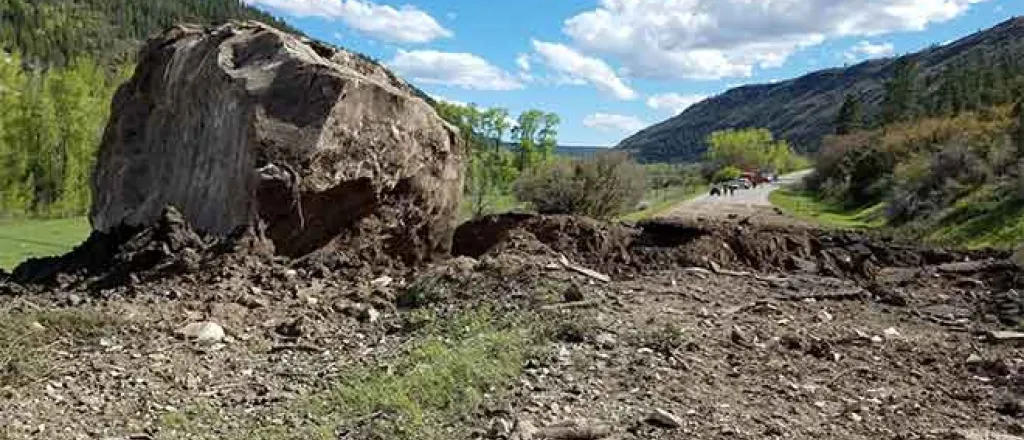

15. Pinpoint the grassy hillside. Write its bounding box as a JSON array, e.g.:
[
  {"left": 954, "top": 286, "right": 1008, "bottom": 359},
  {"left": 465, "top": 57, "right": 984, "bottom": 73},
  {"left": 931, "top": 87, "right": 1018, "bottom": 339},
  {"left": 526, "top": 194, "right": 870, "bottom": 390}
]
[
  {"left": 619, "top": 17, "right": 1024, "bottom": 162},
  {"left": 795, "top": 103, "right": 1024, "bottom": 249}
]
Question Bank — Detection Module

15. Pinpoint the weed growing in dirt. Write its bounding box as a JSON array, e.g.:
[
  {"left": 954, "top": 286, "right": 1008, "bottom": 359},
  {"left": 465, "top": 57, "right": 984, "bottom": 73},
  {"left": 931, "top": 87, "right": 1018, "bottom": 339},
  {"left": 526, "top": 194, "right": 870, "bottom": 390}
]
[
  {"left": 637, "top": 323, "right": 691, "bottom": 356},
  {"left": 0, "top": 307, "right": 120, "bottom": 387},
  {"left": 163, "top": 311, "right": 528, "bottom": 440}
]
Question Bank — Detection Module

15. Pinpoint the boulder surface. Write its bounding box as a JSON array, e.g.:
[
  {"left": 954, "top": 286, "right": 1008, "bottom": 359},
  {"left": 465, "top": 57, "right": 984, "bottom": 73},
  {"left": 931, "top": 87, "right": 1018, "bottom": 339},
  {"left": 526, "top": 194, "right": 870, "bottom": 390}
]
[{"left": 90, "top": 21, "right": 463, "bottom": 262}]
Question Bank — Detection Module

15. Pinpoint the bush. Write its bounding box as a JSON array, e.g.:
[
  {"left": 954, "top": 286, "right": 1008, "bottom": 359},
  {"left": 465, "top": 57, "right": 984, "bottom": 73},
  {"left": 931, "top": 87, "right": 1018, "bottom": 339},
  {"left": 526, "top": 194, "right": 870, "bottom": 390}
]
[
  {"left": 712, "top": 166, "right": 742, "bottom": 183},
  {"left": 514, "top": 152, "right": 646, "bottom": 219}
]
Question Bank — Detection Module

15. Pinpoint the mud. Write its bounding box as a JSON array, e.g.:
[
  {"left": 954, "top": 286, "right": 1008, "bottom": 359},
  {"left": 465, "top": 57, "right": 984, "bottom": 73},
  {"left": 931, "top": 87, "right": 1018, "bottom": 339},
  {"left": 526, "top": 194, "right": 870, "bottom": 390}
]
[{"left": 454, "top": 214, "right": 1011, "bottom": 280}]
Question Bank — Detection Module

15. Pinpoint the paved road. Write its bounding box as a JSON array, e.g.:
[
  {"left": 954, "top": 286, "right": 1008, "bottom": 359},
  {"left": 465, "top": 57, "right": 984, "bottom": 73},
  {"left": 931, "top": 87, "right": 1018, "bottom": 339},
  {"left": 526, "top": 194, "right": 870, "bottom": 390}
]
[{"left": 661, "top": 170, "right": 812, "bottom": 223}]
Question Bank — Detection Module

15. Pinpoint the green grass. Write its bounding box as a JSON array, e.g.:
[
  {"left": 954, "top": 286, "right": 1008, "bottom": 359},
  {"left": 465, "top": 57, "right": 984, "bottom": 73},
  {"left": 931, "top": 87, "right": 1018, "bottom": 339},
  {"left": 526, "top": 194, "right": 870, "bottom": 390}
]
[
  {"left": 0, "top": 217, "right": 90, "bottom": 270},
  {"left": 161, "top": 311, "right": 529, "bottom": 440},
  {"left": 1, "top": 307, "right": 121, "bottom": 388},
  {"left": 769, "top": 188, "right": 886, "bottom": 229},
  {"left": 458, "top": 193, "right": 526, "bottom": 222},
  {"left": 619, "top": 184, "right": 709, "bottom": 222},
  {"left": 926, "top": 189, "right": 1024, "bottom": 249}
]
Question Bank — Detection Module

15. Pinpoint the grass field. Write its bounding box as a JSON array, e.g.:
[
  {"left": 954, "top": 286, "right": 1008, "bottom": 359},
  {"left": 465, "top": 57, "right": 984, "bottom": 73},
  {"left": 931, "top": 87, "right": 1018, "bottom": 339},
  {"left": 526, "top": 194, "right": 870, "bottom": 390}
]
[
  {"left": 769, "top": 188, "right": 886, "bottom": 229},
  {"left": 925, "top": 188, "right": 1024, "bottom": 250},
  {"left": 619, "top": 184, "right": 708, "bottom": 222},
  {"left": 0, "top": 217, "right": 90, "bottom": 270}
]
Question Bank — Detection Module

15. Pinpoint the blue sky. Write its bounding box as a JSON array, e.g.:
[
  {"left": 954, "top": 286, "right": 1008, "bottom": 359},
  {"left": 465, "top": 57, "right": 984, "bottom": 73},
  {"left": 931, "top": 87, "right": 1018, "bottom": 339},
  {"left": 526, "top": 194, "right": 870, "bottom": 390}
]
[{"left": 243, "top": 0, "right": 1019, "bottom": 146}]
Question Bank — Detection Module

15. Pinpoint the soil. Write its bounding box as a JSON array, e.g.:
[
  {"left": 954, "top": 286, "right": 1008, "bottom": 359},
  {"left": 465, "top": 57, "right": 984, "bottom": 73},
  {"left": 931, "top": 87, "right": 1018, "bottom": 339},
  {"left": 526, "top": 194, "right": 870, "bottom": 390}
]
[{"left": 2, "top": 209, "right": 1024, "bottom": 439}]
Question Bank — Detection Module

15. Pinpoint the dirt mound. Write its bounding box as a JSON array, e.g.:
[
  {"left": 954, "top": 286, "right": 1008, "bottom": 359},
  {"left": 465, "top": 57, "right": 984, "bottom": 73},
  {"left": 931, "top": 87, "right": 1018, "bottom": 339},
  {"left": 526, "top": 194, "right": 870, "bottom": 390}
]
[
  {"left": 454, "top": 214, "right": 1011, "bottom": 279},
  {"left": 10, "top": 207, "right": 270, "bottom": 288}
]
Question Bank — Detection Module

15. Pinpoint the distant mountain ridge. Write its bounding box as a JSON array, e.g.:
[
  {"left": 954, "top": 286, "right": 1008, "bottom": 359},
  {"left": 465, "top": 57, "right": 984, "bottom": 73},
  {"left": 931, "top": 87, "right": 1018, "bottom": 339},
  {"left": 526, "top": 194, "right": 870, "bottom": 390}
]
[{"left": 618, "top": 16, "right": 1024, "bottom": 162}]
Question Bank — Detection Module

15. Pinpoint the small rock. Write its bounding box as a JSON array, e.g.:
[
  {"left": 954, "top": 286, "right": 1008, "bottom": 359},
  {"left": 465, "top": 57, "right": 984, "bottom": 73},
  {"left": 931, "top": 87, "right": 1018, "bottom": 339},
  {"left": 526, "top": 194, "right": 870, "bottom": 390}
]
[
  {"left": 563, "top": 285, "right": 585, "bottom": 302},
  {"left": 870, "top": 335, "right": 883, "bottom": 344},
  {"left": 284, "top": 269, "right": 298, "bottom": 279},
  {"left": 370, "top": 276, "right": 393, "bottom": 288},
  {"left": 176, "top": 322, "right": 225, "bottom": 344},
  {"left": 645, "top": 408, "right": 683, "bottom": 429},
  {"left": 883, "top": 327, "right": 900, "bottom": 338},
  {"left": 29, "top": 321, "right": 45, "bottom": 332},
  {"left": 848, "top": 412, "right": 863, "bottom": 422},
  {"left": 66, "top": 294, "right": 84, "bottom": 307},
  {"left": 966, "top": 354, "right": 984, "bottom": 365},
  {"left": 489, "top": 418, "right": 514, "bottom": 438},
  {"left": 594, "top": 333, "right": 617, "bottom": 349},
  {"left": 514, "top": 420, "right": 538, "bottom": 440},
  {"left": 274, "top": 318, "right": 305, "bottom": 338},
  {"left": 362, "top": 307, "right": 381, "bottom": 324}
]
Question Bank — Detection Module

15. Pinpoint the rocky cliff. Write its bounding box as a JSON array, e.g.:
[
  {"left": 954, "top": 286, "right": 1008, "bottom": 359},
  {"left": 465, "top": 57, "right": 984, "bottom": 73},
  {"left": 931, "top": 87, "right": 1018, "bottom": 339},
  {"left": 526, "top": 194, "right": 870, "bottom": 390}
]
[
  {"left": 618, "top": 17, "right": 1024, "bottom": 162},
  {"left": 90, "top": 21, "right": 463, "bottom": 263}
]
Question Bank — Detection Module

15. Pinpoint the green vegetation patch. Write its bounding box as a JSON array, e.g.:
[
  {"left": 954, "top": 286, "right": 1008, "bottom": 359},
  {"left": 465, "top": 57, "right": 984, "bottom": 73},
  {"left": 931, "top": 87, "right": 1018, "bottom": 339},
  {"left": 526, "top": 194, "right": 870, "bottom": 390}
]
[
  {"left": 162, "top": 311, "right": 529, "bottom": 440},
  {"left": 769, "top": 188, "right": 886, "bottom": 229},
  {"left": 0, "top": 217, "right": 90, "bottom": 270},
  {"left": 619, "top": 184, "right": 708, "bottom": 222},
  {"left": 927, "top": 188, "right": 1024, "bottom": 249},
  {"left": 0, "top": 307, "right": 121, "bottom": 387}
]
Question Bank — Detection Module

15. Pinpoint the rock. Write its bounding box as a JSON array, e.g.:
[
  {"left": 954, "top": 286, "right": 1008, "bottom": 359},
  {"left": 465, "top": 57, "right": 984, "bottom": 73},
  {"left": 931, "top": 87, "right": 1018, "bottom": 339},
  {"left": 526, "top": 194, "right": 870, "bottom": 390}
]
[
  {"left": 883, "top": 327, "right": 901, "bottom": 339},
  {"left": 176, "top": 322, "right": 225, "bottom": 344},
  {"left": 274, "top": 318, "right": 305, "bottom": 338},
  {"left": 954, "top": 429, "right": 1024, "bottom": 440},
  {"left": 645, "top": 408, "right": 683, "bottom": 429},
  {"left": 535, "top": 419, "right": 612, "bottom": 439},
  {"left": 987, "top": 330, "right": 1024, "bottom": 342},
  {"left": 66, "top": 294, "right": 84, "bottom": 307},
  {"left": 90, "top": 21, "right": 463, "bottom": 262},
  {"left": 370, "top": 276, "right": 393, "bottom": 288},
  {"left": 966, "top": 354, "right": 984, "bottom": 365},
  {"left": 362, "top": 307, "right": 381, "bottom": 324},
  {"left": 513, "top": 420, "right": 538, "bottom": 440},
  {"left": 563, "top": 284, "right": 585, "bottom": 303},
  {"left": 29, "top": 321, "right": 45, "bottom": 332},
  {"left": 594, "top": 333, "right": 617, "bottom": 349},
  {"left": 490, "top": 418, "right": 514, "bottom": 438}
]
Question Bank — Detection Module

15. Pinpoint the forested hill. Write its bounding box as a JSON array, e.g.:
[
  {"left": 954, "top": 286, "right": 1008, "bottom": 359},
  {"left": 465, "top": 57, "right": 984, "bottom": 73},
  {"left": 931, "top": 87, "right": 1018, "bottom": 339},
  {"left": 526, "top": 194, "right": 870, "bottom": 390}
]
[
  {"left": 0, "top": 0, "right": 299, "bottom": 66},
  {"left": 618, "top": 16, "right": 1024, "bottom": 162}
]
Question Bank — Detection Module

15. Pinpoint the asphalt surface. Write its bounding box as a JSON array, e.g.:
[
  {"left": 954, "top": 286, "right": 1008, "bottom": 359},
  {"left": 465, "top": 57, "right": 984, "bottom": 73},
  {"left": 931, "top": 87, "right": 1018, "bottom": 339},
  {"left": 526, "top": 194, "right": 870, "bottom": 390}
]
[{"left": 661, "top": 170, "right": 813, "bottom": 223}]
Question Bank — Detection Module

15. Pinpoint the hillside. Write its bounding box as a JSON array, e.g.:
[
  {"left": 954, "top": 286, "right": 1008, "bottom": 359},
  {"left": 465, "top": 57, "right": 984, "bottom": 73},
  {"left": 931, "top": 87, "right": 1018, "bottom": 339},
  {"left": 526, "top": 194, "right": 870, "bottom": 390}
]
[
  {"left": 619, "top": 16, "right": 1024, "bottom": 162},
  {"left": 0, "top": 0, "right": 300, "bottom": 66}
]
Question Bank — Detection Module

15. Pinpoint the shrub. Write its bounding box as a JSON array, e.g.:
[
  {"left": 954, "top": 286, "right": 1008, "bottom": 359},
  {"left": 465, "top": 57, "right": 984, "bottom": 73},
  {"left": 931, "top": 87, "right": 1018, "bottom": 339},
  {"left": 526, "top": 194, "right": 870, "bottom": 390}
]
[
  {"left": 712, "top": 166, "right": 742, "bottom": 183},
  {"left": 514, "top": 151, "right": 646, "bottom": 219}
]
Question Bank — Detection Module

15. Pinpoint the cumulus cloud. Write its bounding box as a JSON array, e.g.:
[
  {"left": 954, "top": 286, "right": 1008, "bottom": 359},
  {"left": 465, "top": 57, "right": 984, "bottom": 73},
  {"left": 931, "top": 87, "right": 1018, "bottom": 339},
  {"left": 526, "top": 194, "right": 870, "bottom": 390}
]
[
  {"left": 388, "top": 50, "right": 524, "bottom": 91},
  {"left": 563, "top": 0, "right": 986, "bottom": 80},
  {"left": 583, "top": 113, "right": 648, "bottom": 132},
  {"left": 844, "top": 41, "right": 896, "bottom": 61},
  {"left": 531, "top": 40, "right": 637, "bottom": 100},
  {"left": 646, "top": 93, "right": 708, "bottom": 115},
  {"left": 244, "top": 0, "right": 452, "bottom": 44}
]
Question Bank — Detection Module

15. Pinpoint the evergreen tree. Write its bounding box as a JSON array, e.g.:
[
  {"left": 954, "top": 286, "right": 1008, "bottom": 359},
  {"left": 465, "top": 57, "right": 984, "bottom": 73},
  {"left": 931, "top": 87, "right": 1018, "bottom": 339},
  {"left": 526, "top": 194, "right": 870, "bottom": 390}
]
[
  {"left": 882, "top": 58, "right": 921, "bottom": 125},
  {"left": 834, "top": 94, "right": 863, "bottom": 135}
]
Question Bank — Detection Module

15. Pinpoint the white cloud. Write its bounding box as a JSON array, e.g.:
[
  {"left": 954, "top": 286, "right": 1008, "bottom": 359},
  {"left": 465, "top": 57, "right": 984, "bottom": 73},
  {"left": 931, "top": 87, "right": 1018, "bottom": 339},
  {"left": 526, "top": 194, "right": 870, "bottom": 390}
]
[
  {"left": 531, "top": 40, "right": 637, "bottom": 100},
  {"left": 563, "top": 0, "right": 986, "bottom": 80},
  {"left": 516, "top": 53, "right": 532, "bottom": 72},
  {"left": 244, "top": 0, "right": 452, "bottom": 44},
  {"left": 388, "top": 50, "right": 524, "bottom": 91},
  {"left": 432, "top": 95, "right": 468, "bottom": 107},
  {"left": 844, "top": 41, "right": 896, "bottom": 61},
  {"left": 583, "top": 113, "right": 648, "bottom": 133},
  {"left": 646, "top": 93, "right": 708, "bottom": 115}
]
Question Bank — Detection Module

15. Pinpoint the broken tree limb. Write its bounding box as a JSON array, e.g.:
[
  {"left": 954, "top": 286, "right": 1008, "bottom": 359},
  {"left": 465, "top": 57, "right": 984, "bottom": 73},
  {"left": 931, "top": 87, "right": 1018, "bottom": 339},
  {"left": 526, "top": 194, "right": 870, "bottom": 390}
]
[
  {"left": 774, "top": 288, "right": 867, "bottom": 302},
  {"left": 986, "top": 330, "right": 1024, "bottom": 342},
  {"left": 541, "top": 300, "right": 603, "bottom": 311},
  {"left": 559, "top": 255, "right": 611, "bottom": 283}
]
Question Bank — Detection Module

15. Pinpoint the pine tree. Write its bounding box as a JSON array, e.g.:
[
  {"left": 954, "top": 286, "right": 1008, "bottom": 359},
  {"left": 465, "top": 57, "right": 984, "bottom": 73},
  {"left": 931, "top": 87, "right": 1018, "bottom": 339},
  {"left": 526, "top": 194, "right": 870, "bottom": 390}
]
[
  {"left": 834, "top": 94, "right": 863, "bottom": 135},
  {"left": 882, "top": 58, "right": 921, "bottom": 125}
]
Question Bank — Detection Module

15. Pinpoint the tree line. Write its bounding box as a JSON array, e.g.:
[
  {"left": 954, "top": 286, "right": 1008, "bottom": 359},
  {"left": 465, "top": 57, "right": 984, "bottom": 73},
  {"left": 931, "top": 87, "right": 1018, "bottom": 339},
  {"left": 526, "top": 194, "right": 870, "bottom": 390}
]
[
  {"left": 834, "top": 45, "right": 1024, "bottom": 133},
  {"left": 0, "top": 0, "right": 298, "bottom": 67},
  {"left": 0, "top": 52, "right": 128, "bottom": 218}
]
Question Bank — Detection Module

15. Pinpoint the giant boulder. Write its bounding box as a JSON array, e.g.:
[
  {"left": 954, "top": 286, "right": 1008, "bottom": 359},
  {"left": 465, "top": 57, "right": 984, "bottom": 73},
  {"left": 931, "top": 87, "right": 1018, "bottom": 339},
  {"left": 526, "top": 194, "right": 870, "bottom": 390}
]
[{"left": 90, "top": 21, "right": 463, "bottom": 263}]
